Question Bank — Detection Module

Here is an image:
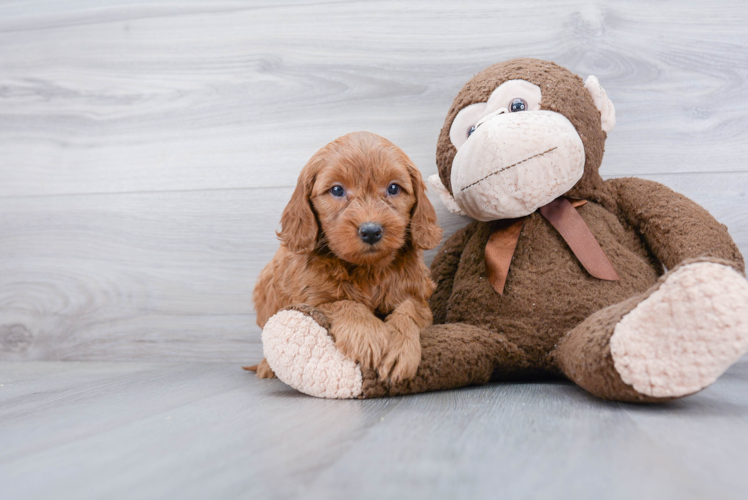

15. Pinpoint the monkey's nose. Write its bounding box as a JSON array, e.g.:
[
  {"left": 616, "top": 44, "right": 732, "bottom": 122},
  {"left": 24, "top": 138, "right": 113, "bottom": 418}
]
[{"left": 358, "top": 223, "right": 383, "bottom": 245}]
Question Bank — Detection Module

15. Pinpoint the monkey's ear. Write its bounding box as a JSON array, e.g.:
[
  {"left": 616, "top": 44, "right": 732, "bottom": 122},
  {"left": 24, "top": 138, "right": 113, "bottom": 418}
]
[
  {"left": 584, "top": 75, "right": 616, "bottom": 133},
  {"left": 428, "top": 174, "right": 466, "bottom": 216},
  {"left": 277, "top": 163, "right": 319, "bottom": 253}
]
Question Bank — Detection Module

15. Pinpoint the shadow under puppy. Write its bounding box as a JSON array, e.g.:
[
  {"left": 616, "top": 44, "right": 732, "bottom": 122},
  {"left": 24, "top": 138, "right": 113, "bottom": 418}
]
[{"left": 248, "top": 131, "right": 443, "bottom": 382}]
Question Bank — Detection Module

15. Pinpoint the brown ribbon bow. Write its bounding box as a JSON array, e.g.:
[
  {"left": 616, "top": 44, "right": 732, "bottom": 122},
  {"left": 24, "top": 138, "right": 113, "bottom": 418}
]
[{"left": 484, "top": 197, "right": 619, "bottom": 294}]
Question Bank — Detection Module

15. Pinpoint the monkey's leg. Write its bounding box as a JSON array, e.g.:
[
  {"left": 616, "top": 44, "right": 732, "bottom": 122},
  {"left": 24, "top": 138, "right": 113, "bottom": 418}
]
[
  {"left": 261, "top": 305, "right": 532, "bottom": 399},
  {"left": 554, "top": 259, "right": 748, "bottom": 402}
]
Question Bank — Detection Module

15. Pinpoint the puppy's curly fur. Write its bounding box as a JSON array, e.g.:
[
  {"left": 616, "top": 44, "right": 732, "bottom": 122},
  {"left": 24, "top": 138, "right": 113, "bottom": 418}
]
[{"left": 252, "top": 132, "right": 442, "bottom": 382}]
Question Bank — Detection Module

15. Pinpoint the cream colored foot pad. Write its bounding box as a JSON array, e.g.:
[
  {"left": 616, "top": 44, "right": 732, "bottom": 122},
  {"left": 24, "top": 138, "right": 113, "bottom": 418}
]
[
  {"left": 262, "top": 310, "right": 363, "bottom": 399},
  {"left": 611, "top": 262, "right": 748, "bottom": 398}
]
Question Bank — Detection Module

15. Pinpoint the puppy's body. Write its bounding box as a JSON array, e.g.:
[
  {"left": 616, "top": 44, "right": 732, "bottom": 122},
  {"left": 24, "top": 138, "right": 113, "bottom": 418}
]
[
  {"left": 255, "top": 246, "right": 432, "bottom": 327},
  {"left": 253, "top": 132, "right": 442, "bottom": 382}
]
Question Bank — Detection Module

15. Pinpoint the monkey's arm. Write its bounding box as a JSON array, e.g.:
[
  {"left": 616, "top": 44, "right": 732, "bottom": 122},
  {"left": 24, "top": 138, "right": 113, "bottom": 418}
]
[
  {"left": 429, "top": 222, "right": 477, "bottom": 324},
  {"left": 609, "top": 177, "right": 744, "bottom": 273}
]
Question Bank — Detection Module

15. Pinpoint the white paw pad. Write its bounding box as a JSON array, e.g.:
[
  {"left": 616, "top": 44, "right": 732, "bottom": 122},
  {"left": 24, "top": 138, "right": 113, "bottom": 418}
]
[
  {"left": 262, "top": 310, "right": 363, "bottom": 399},
  {"left": 611, "top": 262, "right": 748, "bottom": 398}
]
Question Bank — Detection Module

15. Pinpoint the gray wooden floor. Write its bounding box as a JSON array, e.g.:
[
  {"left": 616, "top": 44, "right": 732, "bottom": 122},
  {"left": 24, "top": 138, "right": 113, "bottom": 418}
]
[
  {"left": 2, "top": 361, "right": 748, "bottom": 500},
  {"left": 2, "top": 0, "right": 748, "bottom": 498}
]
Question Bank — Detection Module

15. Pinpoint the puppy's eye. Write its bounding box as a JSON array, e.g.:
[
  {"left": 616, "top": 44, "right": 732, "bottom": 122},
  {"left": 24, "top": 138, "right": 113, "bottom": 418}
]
[
  {"left": 387, "top": 183, "right": 401, "bottom": 196},
  {"left": 329, "top": 185, "right": 345, "bottom": 197},
  {"left": 509, "top": 98, "right": 528, "bottom": 112},
  {"left": 468, "top": 125, "right": 476, "bottom": 137}
]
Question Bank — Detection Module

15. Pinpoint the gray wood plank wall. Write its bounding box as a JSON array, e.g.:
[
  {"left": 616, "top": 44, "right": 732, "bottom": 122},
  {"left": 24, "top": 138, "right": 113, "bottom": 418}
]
[{"left": 1, "top": 0, "right": 747, "bottom": 362}]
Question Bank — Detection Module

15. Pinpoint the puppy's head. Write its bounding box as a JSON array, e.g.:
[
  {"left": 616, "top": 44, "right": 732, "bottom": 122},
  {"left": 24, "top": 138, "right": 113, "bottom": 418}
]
[{"left": 278, "top": 132, "right": 442, "bottom": 265}]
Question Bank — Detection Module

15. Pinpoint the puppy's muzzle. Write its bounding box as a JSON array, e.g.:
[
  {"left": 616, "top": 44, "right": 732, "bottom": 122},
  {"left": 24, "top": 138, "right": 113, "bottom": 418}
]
[{"left": 358, "top": 223, "right": 383, "bottom": 245}]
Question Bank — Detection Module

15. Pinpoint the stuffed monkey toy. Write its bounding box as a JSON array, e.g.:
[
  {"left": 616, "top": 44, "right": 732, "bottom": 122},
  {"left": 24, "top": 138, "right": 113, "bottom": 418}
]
[{"left": 261, "top": 58, "right": 748, "bottom": 401}]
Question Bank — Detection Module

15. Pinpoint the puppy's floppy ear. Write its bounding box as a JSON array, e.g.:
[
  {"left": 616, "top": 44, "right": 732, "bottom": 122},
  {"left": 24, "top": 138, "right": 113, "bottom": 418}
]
[
  {"left": 277, "top": 159, "right": 319, "bottom": 253},
  {"left": 407, "top": 163, "right": 443, "bottom": 250}
]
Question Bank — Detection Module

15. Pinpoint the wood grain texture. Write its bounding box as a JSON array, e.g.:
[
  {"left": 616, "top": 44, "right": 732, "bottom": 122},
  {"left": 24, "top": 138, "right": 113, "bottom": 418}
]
[
  {"left": 1, "top": 361, "right": 748, "bottom": 500},
  {"left": 1, "top": 0, "right": 748, "bottom": 361},
  {"left": 1, "top": 0, "right": 748, "bottom": 197}
]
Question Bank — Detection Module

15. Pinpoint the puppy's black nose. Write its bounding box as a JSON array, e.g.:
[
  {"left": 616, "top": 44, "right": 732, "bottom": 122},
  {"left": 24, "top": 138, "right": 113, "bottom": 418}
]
[{"left": 358, "top": 223, "right": 383, "bottom": 245}]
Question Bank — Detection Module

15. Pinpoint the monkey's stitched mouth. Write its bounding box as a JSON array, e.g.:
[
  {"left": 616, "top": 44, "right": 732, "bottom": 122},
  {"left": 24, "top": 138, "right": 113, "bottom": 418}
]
[{"left": 459, "top": 147, "right": 558, "bottom": 193}]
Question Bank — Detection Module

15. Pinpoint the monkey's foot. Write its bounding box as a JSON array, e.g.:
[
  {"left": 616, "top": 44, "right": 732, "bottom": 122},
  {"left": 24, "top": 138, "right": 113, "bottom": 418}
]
[
  {"left": 262, "top": 306, "right": 363, "bottom": 399},
  {"left": 611, "top": 262, "right": 748, "bottom": 398}
]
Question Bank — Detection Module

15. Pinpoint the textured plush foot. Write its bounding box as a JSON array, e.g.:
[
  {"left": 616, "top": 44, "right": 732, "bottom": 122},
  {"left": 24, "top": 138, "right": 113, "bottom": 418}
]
[
  {"left": 610, "top": 262, "right": 748, "bottom": 398},
  {"left": 262, "top": 309, "right": 363, "bottom": 399}
]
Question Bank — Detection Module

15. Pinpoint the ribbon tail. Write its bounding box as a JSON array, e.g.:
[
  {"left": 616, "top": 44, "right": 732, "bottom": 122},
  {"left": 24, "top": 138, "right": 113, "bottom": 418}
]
[
  {"left": 484, "top": 218, "right": 525, "bottom": 294},
  {"left": 539, "top": 198, "right": 620, "bottom": 281}
]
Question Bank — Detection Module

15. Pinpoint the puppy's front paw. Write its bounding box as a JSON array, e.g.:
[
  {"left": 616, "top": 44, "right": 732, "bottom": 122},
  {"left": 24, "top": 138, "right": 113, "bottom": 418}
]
[
  {"left": 255, "top": 358, "right": 277, "bottom": 379},
  {"left": 332, "top": 316, "right": 390, "bottom": 371},
  {"left": 379, "top": 326, "right": 421, "bottom": 383}
]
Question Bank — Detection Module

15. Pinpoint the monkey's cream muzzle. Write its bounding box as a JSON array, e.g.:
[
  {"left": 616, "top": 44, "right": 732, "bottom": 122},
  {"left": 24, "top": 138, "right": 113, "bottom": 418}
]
[{"left": 450, "top": 110, "right": 585, "bottom": 221}]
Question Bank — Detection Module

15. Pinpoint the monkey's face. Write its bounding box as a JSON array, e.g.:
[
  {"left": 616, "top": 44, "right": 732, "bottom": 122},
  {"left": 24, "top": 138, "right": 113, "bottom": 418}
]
[
  {"left": 448, "top": 80, "right": 585, "bottom": 221},
  {"left": 432, "top": 60, "right": 615, "bottom": 222}
]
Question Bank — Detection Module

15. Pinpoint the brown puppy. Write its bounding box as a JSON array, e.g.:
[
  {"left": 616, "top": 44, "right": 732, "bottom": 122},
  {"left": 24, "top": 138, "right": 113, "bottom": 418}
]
[{"left": 251, "top": 131, "right": 442, "bottom": 382}]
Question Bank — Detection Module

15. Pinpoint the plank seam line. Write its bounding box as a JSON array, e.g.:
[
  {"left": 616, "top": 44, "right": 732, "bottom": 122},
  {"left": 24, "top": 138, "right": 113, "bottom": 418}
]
[
  {"left": 0, "top": 185, "right": 298, "bottom": 200},
  {"left": 3, "top": 170, "right": 747, "bottom": 201}
]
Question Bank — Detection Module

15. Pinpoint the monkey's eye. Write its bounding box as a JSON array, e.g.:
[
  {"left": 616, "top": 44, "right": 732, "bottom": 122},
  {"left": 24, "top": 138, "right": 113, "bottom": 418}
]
[
  {"left": 509, "top": 98, "right": 528, "bottom": 112},
  {"left": 467, "top": 125, "right": 476, "bottom": 138},
  {"left": 329, "top": 185, "right": 345, "bottom": 197},
  {"left": 387, "top": 183, "right": 401, "bottom": 196}
]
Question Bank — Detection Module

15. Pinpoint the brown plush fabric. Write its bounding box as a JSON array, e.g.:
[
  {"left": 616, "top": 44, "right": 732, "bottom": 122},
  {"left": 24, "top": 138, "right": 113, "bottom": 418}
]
[
  {"left": 431, "top": 201, "right": 662, "bottom": 369},
  {"left": 610, "top": 177, "right": 745, "bottom": 274},
  {"left": 361, "top": 323, "right": 534, "bottom": 398},
  {"left": 429, "top": 222, "right": 475, "bottom": 325}
]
